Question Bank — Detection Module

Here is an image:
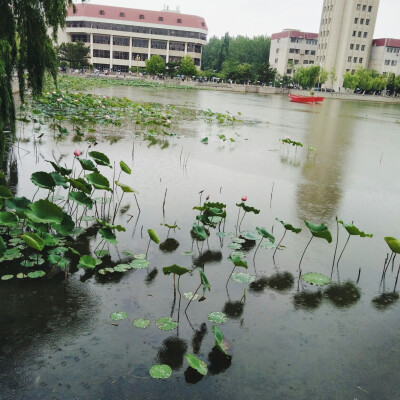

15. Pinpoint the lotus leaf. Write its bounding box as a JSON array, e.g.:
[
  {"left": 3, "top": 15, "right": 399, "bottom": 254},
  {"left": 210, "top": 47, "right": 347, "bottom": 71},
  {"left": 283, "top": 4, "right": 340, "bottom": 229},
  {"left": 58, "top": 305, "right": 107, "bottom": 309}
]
[
  {"left": 276, "top": 219, "right": 302, "bottom": 234},
  {"left": 301, "top": 272, "right": 330, "bottom": 286},
  {"left": 163, "top": 264, "right": 190, "bottom": 276},
  {"left": 0, "top": 237, "right": 6, "bottom": 257},
  {"left": 384, "top": 237, "right": 400, "bottom": 254},
  {"left": 120, "top": 161, "right": 132, "bottom": 175},
  {"left": 338, "top": 221, "right": 373, "bottom": 237},
  {"left": 228, "top": 254, "right": 248, "bottom": 269},
  {"left": 231, "top": 272, "right": 255, "bottom": 284},
  {"left": 110, "top": 311, "right": 127, "bottom": 321},
  {"left": 77, "top": 255, "right": 96, "bottom": 269},
  {"left": 208, "top": 311, "right": 227, "bottom": 324},
  {"left": 95, "top": 250, "right": 110, "bottom": 257},
  {"left": 228, "top": 243, "right": 242, "bottom": 250},
  {"left": 52, "top": 212, "right": 75, "bottom": 235},
  {"left": 99, "top": 228, "right": 118, "bottom": 244},
  {"left": 115, "top": 181, "right": 136, "bottom": 193},
  {"left": 216, "top": 232, "right": 234, "bottom": 238},
  {"left": 256, "top": 227, "right": 275, "bottom": 243},
  {"left": 46, "top": 160, "right": 72, "bottom": 176},
  {"left": 184, "top": 292, "right": 199, "bottom": 300},
  {"left": 88, "top": 151, "right": 111, "bottom": 167},
  {"left": 304, "top": 221, "right": 332, "bottom": 243},
  {"left": 260, "top": 241, "right": 277, "bottom": 249},
  {"left": 1, "top": 275, "right": 14, "bottom": 280},
  {"left": 27, "top": 271, "right": 46, "bottom": 279},
  {"left": 156, "top": 317, "right": 179, "bottom": 331},
  {"left": 50, "top": 172, "right": 69, "bottom": 188},
  {"left": 85, "top": 173, "right": 112, "bottom": 191},
  {"left": 114, "top": 264, "right": 130, "bottom": 272},
  {"left": 31, "top": 172, "right": 56, "bottom": 190},
  {"left": 16, "top": 273, "right": 27, "bottom": 279},
  {"left": 0, "top": 185, "right": 13, "bottom": 199},
  {"left": 0, "top": 212, "right": 19, "bottom": 227},
  {"left": 68, "top": 191, "right": 93, "bottom": 209},
  {"left": 78, "top": 158, "right": 99, "bottom": 172},
  {"left": 130, "top": 259, "right": 149, "bottom": 269},
  {"left": 192, "top": 224, "right": 208, "bottom": 241},
  {"left": 200, "top": 137, "right": 208, "bottom": 144},
  {"left": 21, "top": 233, "right": 45, "bottom": 251},
  {"left": 68, "top": 178, "right": 92, "bottom": 194},
  {"left": 149, "top": 364, "right": 172, "bottom": 379},
  {"left": 182, "top": 251, "right": 194, "bottom": 256},
  {"left": 236, "top": 202, "right": 260, "bottom": 214},
  {"left": 148, "top": 229, "right": 160, "bottom": 244},
  {"left": 240, "top": 231, "right": 262, "bottom": 241},
  {"left": 96, "top": 219, "right": 126, "bottom": 232},
  {"left": 82, "top": 216, "right": 95, "bottom": 222},
  {"left": 5, "top": 197, "right": 31, "bottom": 215},
  {"left": 186, "top": 353, "right": 208, "bottom": 376},
  {"left": 198, "top": 268, "right": 210, "bottom": 294},
  {"left": 211, "top": 325, "right": 229, "bottom": 356},
  {"left": 133, "top": 318, "right": 150, "bottom": 328},
  {"left": 25, "top": 200, "right": 63, "bottom": 224},
  {"left": 232, "top": 237, "right": 246, "bottom": 244}
]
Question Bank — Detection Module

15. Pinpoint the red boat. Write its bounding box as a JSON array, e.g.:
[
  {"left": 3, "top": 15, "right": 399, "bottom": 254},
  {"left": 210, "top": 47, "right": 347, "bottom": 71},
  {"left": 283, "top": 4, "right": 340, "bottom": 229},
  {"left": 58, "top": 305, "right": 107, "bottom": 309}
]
[{"left": 289, "top": 93, "right": 324, "bottom": 103}]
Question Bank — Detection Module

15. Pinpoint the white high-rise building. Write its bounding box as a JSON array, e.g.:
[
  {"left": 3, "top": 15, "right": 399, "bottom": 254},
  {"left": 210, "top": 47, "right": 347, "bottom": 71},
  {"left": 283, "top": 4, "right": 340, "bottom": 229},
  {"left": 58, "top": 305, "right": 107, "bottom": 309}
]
[{"left": 316, "top": 0, "right": 380, "bottom": 90}]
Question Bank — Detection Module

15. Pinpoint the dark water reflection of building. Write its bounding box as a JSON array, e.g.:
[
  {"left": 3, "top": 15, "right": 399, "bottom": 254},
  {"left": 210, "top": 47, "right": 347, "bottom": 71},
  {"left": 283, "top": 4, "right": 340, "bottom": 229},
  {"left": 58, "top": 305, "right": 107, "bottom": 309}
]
[{"left": 296, "top": 100, "right": 355, "bottom": 222}]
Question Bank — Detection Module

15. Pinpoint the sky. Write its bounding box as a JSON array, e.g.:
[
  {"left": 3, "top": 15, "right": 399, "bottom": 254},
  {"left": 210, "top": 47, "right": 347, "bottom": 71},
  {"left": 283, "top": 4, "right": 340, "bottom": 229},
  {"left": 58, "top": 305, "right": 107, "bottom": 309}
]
[{"left": 85, "top": 0, "right": 400, "bottom": 39}]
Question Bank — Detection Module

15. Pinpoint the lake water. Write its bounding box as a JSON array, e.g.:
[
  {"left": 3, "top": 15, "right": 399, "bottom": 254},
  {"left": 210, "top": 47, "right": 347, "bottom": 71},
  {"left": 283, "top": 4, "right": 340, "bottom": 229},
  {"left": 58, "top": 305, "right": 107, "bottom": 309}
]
[{"left": 0, "top": 88, "right": 399, "bottom": 400}]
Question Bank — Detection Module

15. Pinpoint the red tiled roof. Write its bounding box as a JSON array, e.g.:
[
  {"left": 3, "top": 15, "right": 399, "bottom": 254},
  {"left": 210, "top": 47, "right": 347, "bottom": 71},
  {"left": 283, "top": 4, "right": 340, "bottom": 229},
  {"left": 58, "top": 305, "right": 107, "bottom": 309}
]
[
  {"left": 68, "top": 3, "right": 208, "bottom": 31},
  {"left": 272, "top": 30, "right": 318, "bottom": 40},
  {"left": 372, "top": 38, "right": 400, "bottom": 48}
]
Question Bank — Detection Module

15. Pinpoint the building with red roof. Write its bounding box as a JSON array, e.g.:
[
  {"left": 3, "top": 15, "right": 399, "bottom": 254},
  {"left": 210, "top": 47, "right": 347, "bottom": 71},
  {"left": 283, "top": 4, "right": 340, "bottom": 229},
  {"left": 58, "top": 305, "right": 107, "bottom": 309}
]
[
  {"left": 369, "top": 38, "right": 400, "bottom": 75},
  {"left": 58, "top": 3, "right": 208, "bottom": 72}
]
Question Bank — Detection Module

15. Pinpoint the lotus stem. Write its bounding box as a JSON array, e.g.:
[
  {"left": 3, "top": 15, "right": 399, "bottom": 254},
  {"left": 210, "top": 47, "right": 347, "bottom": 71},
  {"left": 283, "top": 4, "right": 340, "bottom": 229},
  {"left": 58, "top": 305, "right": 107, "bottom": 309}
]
[
  {"left": 273, "top": 229, "right": 287, "bottom": 262},
  {"left": 394, "top": 263, "right": 400, "bottom": 292},
  {"left": 31, "top": 187, "right": 40, "bottom": 202},
  {"left": 235, "top": 207, "right": 241, "bottom": 235},
  {"left": 336, "top": 234, "right": 351, "bottom": 270},
  {"left": 226, "top": 265, "right": 236, "bottom": 291},
  {"left": 253, "top": 238, "right": 263, "bottom": 270},
  {"left": 177, "top": 275, "right": 182, "bottom": 323},
  {"left": 298, "top": 236, "right": 313, "bottom": 270},
  {"left": 134, "top": 194, "right": 141, "bottom": 213},
  {"left": 331, "top": 217, "right": 339, "bottom": 278},
  {"left": 356, "top": 267, "right": 361, "bottom": 284},
  {"left": 112, "top": 191, "right": 125, "bottom": 224},
  {"left": 162, "top": 188, "right": 167, "bottom": 219},
  {"left": 145, "top": 237, "right": 151, "bottom": 258},
  {"left": 238, "top": 211, "right": 247, "bottom": 233},
  {"left": 185, "top": 282, "right": 202, "bottom": 313}
]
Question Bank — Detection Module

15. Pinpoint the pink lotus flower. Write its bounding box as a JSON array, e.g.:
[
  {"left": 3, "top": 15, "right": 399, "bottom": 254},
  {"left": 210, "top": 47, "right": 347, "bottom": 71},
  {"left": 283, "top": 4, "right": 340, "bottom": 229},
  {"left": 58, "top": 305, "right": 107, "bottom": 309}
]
[
  {"left": 74, "top": 150, "right": 81, "bottom": 157},
  {"left": 57, "top": 98, "right": 62, "bottom": 102},
  {"left": 105, "top": 115, "right": 111, "bottom": 120},
  {"left": 241, "top": 196, "right": 247, "bottom": 202}
]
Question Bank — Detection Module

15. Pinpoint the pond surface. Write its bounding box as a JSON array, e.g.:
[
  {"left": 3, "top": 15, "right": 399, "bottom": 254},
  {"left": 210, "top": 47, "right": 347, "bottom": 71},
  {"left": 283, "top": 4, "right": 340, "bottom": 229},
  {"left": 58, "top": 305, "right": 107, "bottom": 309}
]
[{"left": 1, "top": 88, "right": 399, "bottom": 400}]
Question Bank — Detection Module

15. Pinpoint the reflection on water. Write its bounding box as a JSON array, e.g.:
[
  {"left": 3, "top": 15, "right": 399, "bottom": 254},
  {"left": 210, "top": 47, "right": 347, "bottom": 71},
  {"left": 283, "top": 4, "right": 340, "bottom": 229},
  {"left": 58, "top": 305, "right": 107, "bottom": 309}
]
[
  {"left": 157, "top": 336, "right": 188, "bottom": 371},
  {"left": 372, "top": 292, "right": 399, "bottom": 310},
  {"left": 223, "top": 300, "right": 245, "bottom": 319},
  {"left": 293, "top": 290, "right": 324, "bottom": 311},
  {"left": 324, "top": 281, "right": 361, "bottom": 308},
  {"left": 159, "top": 238, "right": 180, "bottom": 252}
]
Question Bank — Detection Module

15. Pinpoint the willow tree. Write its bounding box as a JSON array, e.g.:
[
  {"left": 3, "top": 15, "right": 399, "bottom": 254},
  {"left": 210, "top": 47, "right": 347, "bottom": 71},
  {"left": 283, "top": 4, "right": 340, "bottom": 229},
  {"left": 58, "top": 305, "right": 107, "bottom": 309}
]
[{"left": 0, "top": 0, "right": 76, "bottom": 135}]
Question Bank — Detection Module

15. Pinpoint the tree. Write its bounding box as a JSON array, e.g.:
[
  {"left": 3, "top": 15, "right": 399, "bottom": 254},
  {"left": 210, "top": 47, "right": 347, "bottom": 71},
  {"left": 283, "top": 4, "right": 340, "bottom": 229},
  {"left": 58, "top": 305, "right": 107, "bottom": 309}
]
[
  {"left": 217, "top": 32, "right": 230, "bottom": 71},
  {"left": 294, "top": 66, "right": 328, "bottom": 89},
  {"left": 57, "top": 41, "right": 90, "bottom": 69},
  {"left": 256, "top": 62, "right": 276, "bottom": 84},
  {"left": 178, "top": 55, "right": 197, "bottom": 77},
  {"left": 0, "top": 0, "right": 75, "bottom": 135},
  {"left": 165, "top": 61, "right": 179, "bottom": 77},
  {"left": 145, "top": 55, "right": 166, "bottom": 75}
]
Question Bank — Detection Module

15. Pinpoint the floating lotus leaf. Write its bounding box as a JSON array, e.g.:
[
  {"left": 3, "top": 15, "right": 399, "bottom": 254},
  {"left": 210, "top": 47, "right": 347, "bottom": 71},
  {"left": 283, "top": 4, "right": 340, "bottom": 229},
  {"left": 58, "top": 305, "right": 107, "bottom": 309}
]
[
  {"left": 50, "top": 172, "right": 68, "bottom": 188},
  {"left": 0, "top": 185, "right": 12, "bottom": 199},
  {"left": 27, "top": 270, "right": 46, "bottom": 279},
  {"left": 16, "top": 273, "right": 27, "bottom": 279},
  {"left": 46, "top": 160, "right": 72, "bottom": 176},
  {"left": 183, "top": 292, "right": 199, "bottom": 300},
  {"left": 163, "top": 264, "right": 190, "bottom": 276},
  {"left": 41, "top": 232, "right": 59, "bottom": 247},
  {"left": 114, "top": 264, "right": 130, "bottom": 272},
  {"left": 208, "top": 311, "right": 227, "bottom": 324},
  {"left": 256, "top": 227, "right": 275, "bottom": 243},
  {"left": 115, "top": 181, "right": 136, "bottom": 193},
  {"left": 228, "top": 243, "right": 242, "bottom": 250},
  {"left": 1, "top": 275, "right": 13, "bottom": 281},
  {"left": 227, "top": 254, "right": 248, "bottom": 269},
  {"left": 149, "top": 364, "right": 172, "bottom": 379},
  {"left": 130, "top": 259, "right": 149, "bottom": 269},
  {"left": 82, "top": 216, "right": 95, "bottom": 222},
  {"left": 384, "top": 237, "right": 400, "bottom": 254},
  {"left": 89, "top": 151, "right": 111, "bottom": 167},
  {"left": 78, "top": 158, "right": 99, "bottom": 172},
  {"left": 21, "top": 233, "right": 45, "bottom": 251},
  {"left": 134, "top": 253, "right": 146, "bottom": 260},
  {"left": 99, "top": 228, "right": 118, "bottom": 244},
  {"left": 231, "top": 251, "right": 245, "bottom": 259},
  {"left": 68, "top": 191, "right": 93, "bottom": 209},
  {"left": 95, "top": 250, "right": 110, "bottom": 257},
  {"left": 301, "top": 272, "right": 330, "bottom": 286},
  {"left": 236, "top": 202, "right": 260, "bottom": 214},
  {"left": 5, "top": 197, "right": 31, "bottom": 215},
  {"left": 192, "top": 224, "right": 208, "bottom": 241},
  {"left": 148, "top": 229, "right": 160, "bottom": 244},
  {"left": 231, "top": 272, "right": 255, "bottom": 284},
  {"left": 31, "top": 171, "right": 56, "bottom": 190},
  {"left": 133, "top": 318, "right": 150, "bottom": 329},
  {"left": 156, "top": 317, "right": 179, "bottom": 331},
  {"left": 48, "top": 253, "right": 68, "bottom": 267},
  {"left": 0, "top": 237, "right": 6, "bottom": 257},
  {"left": 21, "top": 260, "right": 35, "bottom": 267},
  {"left": 260, "top": 241, "right": 277, "bottom": 249},
  {"left": 338, "top": 221, "right": 373, "bottom": 237},
  {"left": 186, "top": 353, "right": 208, "bottom": 376},
  {"left": 85, "top": 173, "right": 112, "bottom": 192},
  {"left": 304, "top": 221, "right": 332, "bottom": 243},
  {"left": 276, "top": 218, "right": 302, "bottom": 234},
  {"left": 211, "top": 325, "right": 229, "bottom": 357},
  {"left": 198, "top": 268, "right": 211, "bottom": 294},
  {"left": 216, "top": 232, "right": 234, "bottom": 238},
  {"left": 240, "top": 231, "right": 262, "bottom": 241},
  {"left": 25, "top": 200, "right": 63, "bottom": 224},
  {"left": 200, "top": 137, "right": 208, "bottom": 144},
  {"left": 110, "top": 311, "right": 127, "bottom": 321},
  {"left": 0, "top": 212, "right": 19, "bottom": 227},
  {"left": 232, "top": 237, "right": 245, "bottom": 244},
  {"left": 96, "top": 219, "right": 126, "bottom": 232},
  {"left": 182, "top": 251, "right": 194, "bottom": 256},
  {"left": 77, "top": 255, "right": 96, "bottom": 269},
  {"left": 68, "top": 178, "right": 92, "bottom": 194},
  {"left": 120, "top": 161, "right": 131, "bottom": 175}
]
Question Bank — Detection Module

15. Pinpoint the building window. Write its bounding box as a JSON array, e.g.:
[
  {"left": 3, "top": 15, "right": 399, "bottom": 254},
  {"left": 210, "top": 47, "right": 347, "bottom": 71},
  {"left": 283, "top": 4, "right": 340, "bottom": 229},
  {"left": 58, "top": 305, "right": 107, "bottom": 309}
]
[
  {"left": 362, "top": 5, "right": 367, "bottom": 11},
  {"left": 354, "top": 18, "right": 358, "bottom": 23},
  {"left": 113, "top": 51, "right": 129, "bottom": 60},
  {"left": 366, "top": 19, "right": 370, "bottom": 25},
  {"left": 158, "top": 16, "right": 163, "bottom": 21},
  {"left": 311, "top": 50, "right": 316, "bottom": 55},
  {"left": 363, "top": 32, "right": 368, "bottom": 38},
  {"left": 71, "top": 34, "right": 89, "bottom": 43},
  {"left": 356, "top": 4, "right": 361, "bottom": 10},
  {"left": 289, "top": 48, "right": 295, "bottom": 53},
  {"left": 132, "top": 38, "right": 148, "bottom": 48},
  {"left": 384, "top": 60, "right": 390, "bottom": 65},
  {"left": 139, "top": 14, "right": 144, "bottom": 19},
  {"left": 392, "top": 60, "right": 398, "bottom": 66},
  {"left": 361, "top": 45, "right": 365, "bottom": 51},
  {"left": 358, "top": 31, "right": 362, "bottom": 37},
  {"left": 177, "top": 19, "right": 182, "bottom": 23},
  {"left": 353, "top": 57, "right": 357, "bottom": 63},
  {"left": 132, "top": 52, "right": 148, "bottom": 61},
  {"left": 368, "top": 6, "right": 372, "bottom": 12},
  {"left": 352, "top": 31, "right": 356, "bottom": 37},
  {"left": 360, "top": 18, "right": 364, "bottom": 24},
  {"left": 359, "top": 58, "right": 363, "bottom": 63},
  {"left": 275, "top": 58, "right": 278, "bottom": 63},
  {"left": 294, "top": 60, "right": 299, "bottom": 64},
  {"left": 113, "top": 36, "right": 130, "bottom": 46},
  {"left": 120, "top": 12, "right": 125, "bottom": 17},
  {"left": 387, "top": 47, "right": 393, "bottom": 52},
  {"left": 99, "top": 10, "right": 105, "bottom": 15},
  {"left": 356, "top": 44, "right": 360, "bottom": 50},
  {"left": 348, "top": 56, "right": 352, "bottom": 62},
  {"left": 276, "top": 48, "right": 279, "bottom": 53},
  {"left": 303, "top": 60, "right": 309, "bottom": 64},
  {"left": 151, "top": 40, "right": 167, "bottom": 49},
  {"left": 305, "top": 50, "right": 310, "bottom": 55},
  {"left": 93, "top": 35, "right": 110, "bottom": 44},
  {"left": 169, "top": 41, "right": 185, "bottom": 51},
  {"left": 309, "top": 61, "right": 314, "bottom": 64},
  {"left": 93, "top": 49, "right": 110, "bottom": 58},
  {"left": 350, "top": 44, "right": 354, "bottom": 49}
]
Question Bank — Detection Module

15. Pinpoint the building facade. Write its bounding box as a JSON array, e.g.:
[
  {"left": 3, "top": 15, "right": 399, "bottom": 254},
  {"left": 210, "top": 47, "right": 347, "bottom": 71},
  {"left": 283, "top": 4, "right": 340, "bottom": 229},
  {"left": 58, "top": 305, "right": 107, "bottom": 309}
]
[
  {"left": 316, "top": 0, "right": 380, "bottom": 90},
  {"left": 269, "top": 30, "right": 318, "bottom": 76},
  {"left": 369, "top": 38, "right": 400, "bottom": 75},
  {"left": 58, "top": 3, "right": 208, "bottom": 72}
]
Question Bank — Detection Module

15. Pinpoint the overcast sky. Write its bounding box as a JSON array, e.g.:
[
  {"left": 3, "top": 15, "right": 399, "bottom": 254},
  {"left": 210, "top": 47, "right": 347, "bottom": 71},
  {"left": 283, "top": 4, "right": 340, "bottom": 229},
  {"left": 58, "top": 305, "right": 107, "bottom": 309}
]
[{"left": 86, "top": 0, "right": 399, "bottom": 39}]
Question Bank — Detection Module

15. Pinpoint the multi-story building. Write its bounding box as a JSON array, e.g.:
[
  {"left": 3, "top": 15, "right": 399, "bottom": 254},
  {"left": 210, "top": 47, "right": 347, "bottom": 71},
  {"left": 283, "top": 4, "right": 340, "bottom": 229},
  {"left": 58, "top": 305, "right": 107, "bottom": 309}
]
[
  {"left": 58, "top": 3, "right": 208, "bottom": 72},
  {"left": 316, "top": 0, "right": 380, "bottom": 90},
  {"left": 369, "top": 38, "right": 400, "bottom": 75},
  {"left": 269, "top": 29, "right": 318, "bottom": 76}
]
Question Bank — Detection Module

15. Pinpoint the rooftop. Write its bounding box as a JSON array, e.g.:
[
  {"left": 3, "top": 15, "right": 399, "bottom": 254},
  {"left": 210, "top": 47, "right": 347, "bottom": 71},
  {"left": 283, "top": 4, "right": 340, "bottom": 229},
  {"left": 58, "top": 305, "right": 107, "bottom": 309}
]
[
  {"left": 271, "top": 30, "right": 318, "bottom": 40},
  {"left": 372, "top": 38, "right": 400, "bottom": 48}
]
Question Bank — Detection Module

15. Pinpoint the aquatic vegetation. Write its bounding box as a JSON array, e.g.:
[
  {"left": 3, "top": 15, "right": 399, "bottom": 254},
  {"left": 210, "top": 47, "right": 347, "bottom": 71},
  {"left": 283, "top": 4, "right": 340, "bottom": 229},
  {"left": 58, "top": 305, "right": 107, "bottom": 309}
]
[
  {"left": 149, "top": 364, "right": 172, "bottom": 379},
  {"left": 273, "top": 219, "right": 302, "bottom": 262}
]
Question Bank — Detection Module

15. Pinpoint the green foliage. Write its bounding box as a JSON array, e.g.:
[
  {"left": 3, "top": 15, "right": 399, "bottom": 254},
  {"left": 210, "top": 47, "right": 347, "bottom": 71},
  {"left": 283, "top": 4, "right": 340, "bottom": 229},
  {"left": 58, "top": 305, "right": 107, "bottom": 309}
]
[
  {"left": 148, "top": 229, "right": 160, "bottom": 244},
  {"left": 338, "top": 221, "right": 373, "bottom": 237},
  {"left": 294, "top": 66, "right": 328, "bottom": 89},
  {"left": 301, "top": 272, "right": 330, "bottom": 286},
  {"left": 162, "top": 264, "right": 190, "bottom": 276},
  {"left": 119, "top": 161, "right": 131, "bottom": 175},
  {"left": 31, "top": 172, "right": 56, "bottom": 190},
  {"left": 68, "top": 191, "right": 93, "bottom": 209},
  {"left": 110, "top": 311, "right": 127, "bottom": 321},
  {"left": 236, "top": 202, "right": 260, "bottom": 214},
  {"left": 133, "top": 318, "right": 150, "bottom": 329},
  {"left": 145, "top": 55, "right": 166, "bottom": 75},
  {"left": 228, "top": 254, "right": 248, "bottom": 269},
  {"left": 178, "top": 55, "right": 198, "bottom": 77},
  {"left": 88, "top": 151, "right": 111, "bottom": 167},
  {"left": 211, "top": 325, "right": 230, "bottom": 357},
  {"left": 77, "top": 255, "right": 96, "bottom": 269},
  {"left": 276, "top": 219, "right": 302, "bottom": 234},
  {"left": 186, "top": 353, "right": 208, "bottom": 375},
  {"left": 198, "top": 268, "right": 210, "bottom": 294},
  {"left": 256, "top": 227, "right": 275, "bottom": 243},
  {"left": 192, "top": 224, "right": 208, "bottom": 241},
  {"left": 56, "top": 40, "right": 90, "bottom": 69},
  {"left": 343, "top": 67, "right": 389, "bottom": 92},
  {"left": 21, "top": 233, "right": 45, "bottom": 251},
  {"left": 231, "top": 272, "right": 255, "bottom": 284},
  {"left": 384, "top": 237, "right": 400, "bottom": 254},
  {"left": 0, "top": 185, "right": 12, "bottom": 199},
  {"left": 0, "top": 212, "right": 19, "bottom": 227},
  {"left": 25, "top": 199, "right": 64, "bottom": 224},
  {"left": 149, "top": 364, "right": 172, "bottom": 379},
  {"left": 208, "top": 312, "right": 227, "bottom": 324},
  {"left": 115, "top": 181, "right": 136, "bottom": 193},
  {"left": 304, "top": 221, "right": 332, "bottom": 243},
  {"left": 85, "top": 173, "right": 112, "bottom": 191},
  {"left": 156, "top": 317, "right": 178, "bottom": 331}
]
